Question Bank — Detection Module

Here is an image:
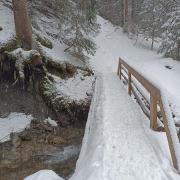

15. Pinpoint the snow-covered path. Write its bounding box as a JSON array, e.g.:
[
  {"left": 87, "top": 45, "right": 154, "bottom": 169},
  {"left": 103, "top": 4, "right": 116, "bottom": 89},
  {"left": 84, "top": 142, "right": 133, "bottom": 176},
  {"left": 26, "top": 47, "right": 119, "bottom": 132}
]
[
  {"left": 90, "top": 17, "right": 180, "bottom": 123},
  {"left": 102, "top": 74, "right": 166, "bottom": 180}
]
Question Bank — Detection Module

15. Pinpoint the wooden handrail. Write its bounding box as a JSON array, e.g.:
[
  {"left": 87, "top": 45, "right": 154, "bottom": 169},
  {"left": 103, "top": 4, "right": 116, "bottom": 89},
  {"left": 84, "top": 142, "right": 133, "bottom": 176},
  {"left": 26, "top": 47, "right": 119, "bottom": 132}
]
[
  {"left": 118, "top": 58, "right": 159, "bottom": 129},
  {"left": 117, "top": 57, "right": 180, "bottom": 172}
]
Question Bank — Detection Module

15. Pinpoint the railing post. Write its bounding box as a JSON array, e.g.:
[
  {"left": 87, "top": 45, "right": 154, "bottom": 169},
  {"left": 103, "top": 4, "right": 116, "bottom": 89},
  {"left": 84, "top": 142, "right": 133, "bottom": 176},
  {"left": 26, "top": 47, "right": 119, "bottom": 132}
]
[
  {"left": 159, "top": 98, "right": 178, "bottom": 171},
  {"left": 128, "top": 72, "right": 132, "bottom": 96},
  {"left": 117, "top": 58, "right": 122, "bottom": 79},
  {"left": 119, "top": 63, "right": 122, "bottom": 80},
  {"left": 150, "top": 95, "right": 158, "bottom": 130},
  {"left": 117, "top": 59, "right": 120, "bottom": 75}
]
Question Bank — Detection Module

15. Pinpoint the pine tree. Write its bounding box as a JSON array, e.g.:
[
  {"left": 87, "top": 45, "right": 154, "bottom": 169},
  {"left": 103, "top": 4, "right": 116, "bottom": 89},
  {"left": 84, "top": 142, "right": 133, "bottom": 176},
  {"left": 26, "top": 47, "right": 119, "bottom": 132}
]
[
  {"left": 62, "top": 0, "right": 99, "bottom": 56},
  {"left": 135, "top": 0, "right": 163, "bottom": 50},
  {"left": 30, "top": 0, "right": 99, "bottom": 56},
  {"left": 160, "top": 2, "right": 180, "bottom": 60}
]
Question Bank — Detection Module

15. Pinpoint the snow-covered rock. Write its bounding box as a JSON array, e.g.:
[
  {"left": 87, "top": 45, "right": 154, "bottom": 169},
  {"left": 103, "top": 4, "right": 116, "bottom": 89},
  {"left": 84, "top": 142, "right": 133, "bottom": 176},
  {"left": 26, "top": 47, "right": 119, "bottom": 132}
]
[
  {"left": 24, "top": 170, "right": 64, "bottom": 180},
  {"left": 0, "top": 113, "right": 33, "bottom": 142},
  {"left": 44, "top": 117, "right": 58, "bottom": 127}
]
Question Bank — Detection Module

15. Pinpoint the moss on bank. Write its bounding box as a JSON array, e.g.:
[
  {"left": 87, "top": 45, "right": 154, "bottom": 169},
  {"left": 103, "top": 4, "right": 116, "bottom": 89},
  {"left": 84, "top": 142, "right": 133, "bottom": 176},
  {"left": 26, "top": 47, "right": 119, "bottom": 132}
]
[{"left": 0, "top": 36, "right": 20, "bottom": 52}]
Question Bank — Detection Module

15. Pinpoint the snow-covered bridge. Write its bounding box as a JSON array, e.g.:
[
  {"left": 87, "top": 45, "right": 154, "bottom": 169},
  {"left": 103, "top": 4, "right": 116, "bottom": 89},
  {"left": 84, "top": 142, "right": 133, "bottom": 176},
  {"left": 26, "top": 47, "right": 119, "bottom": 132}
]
[{"left": 70, "top": 61, "right": 180, "bottom": 180}]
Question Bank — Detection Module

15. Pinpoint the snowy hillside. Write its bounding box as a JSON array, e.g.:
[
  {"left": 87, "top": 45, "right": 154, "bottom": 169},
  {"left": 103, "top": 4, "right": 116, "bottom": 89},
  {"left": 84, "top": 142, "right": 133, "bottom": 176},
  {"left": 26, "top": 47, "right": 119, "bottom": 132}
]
[{"left": 0, "top": 0, "right": 88, "bottom": 67}]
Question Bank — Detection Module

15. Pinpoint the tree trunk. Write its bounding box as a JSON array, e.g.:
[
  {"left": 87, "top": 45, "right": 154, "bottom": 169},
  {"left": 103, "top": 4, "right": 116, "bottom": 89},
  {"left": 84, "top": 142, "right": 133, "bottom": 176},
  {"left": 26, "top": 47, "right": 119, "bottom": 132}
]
[
  {"left": 131, "top": 0, "right": 135, "bottom": 22},
  {"left": 12, "top": 0, "right": 32, "bottom": 50},
  {"left": 124, "top": 0, "right": 128, "bottom": 24},
  {"left": 151, "top": 0, "right": 155, "bottom": 51},
  {"left": 177, "top": 41, "right": 180, "bottom": 61},
  {"left": 151, "top": 28, "right": 155, "bottom": 50},
  {"left": 120, "top": 0, "right": 124, "bottom": 27}
]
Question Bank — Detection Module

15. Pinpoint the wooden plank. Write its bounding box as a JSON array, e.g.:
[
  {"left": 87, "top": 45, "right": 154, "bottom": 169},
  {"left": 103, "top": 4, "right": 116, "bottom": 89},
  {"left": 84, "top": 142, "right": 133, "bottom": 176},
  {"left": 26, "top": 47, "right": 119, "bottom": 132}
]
[{"left": 159, "top": 98, "right": 178, "bottom": 170}]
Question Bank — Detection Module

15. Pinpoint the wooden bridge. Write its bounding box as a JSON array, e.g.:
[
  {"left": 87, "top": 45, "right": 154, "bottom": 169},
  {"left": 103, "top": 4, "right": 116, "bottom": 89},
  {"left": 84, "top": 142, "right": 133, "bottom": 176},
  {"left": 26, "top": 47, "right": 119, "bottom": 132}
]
[{"left": 117, "top": 58, "right": 180, "bottom": 172}]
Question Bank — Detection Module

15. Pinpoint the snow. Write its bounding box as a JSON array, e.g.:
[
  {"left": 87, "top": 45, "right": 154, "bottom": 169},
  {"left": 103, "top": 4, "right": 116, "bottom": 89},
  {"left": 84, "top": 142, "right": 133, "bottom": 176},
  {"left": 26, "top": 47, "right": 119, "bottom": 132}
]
[
  {"left": 70, "top": 73, "right": 179, "bottom": 180},
  {"left": 44, "top": 117, "right": 58, "bottom": 127},
  {"left": 24, "top": 16, "right": 180, "bottom": 180},
  {"left": 70, "top": 75, "right": 104, "bottom": 180},
  {"left": 11, "top": 48, "right": 36, "bottom": 60},
  {"left": 52, "top": 72, "right": 94, "bottom": 102},
  {"left": 11, "top": 48, "right": 37, "bottom": 79},
  {"left": 90, "top": 16, "right": 180, "bottom": 123},
  {"left": 0, "top": 1, "right": 15, "bottom": 45},
  {"left": 161, "top": 91, "right": 180, "bottom": 171},
  {"left": 1, "top": 1, "right": 179, "bottom": 177},
  {"left": 70, "top": 16, "right": 180, "bottom": 179},
  {"left": 0, "top": 112, "right": 33, "bottom": 142},
  {"left": 24, "top": 170, "right": 63, "bottom": 180},
  {"left": 43, "top": 40, "right": 86, "bottom": 67}
]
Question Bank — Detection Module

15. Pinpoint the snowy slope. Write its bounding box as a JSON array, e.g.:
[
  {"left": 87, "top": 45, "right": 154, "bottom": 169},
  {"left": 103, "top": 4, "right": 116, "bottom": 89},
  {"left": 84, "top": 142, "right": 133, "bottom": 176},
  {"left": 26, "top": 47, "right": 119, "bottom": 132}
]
[
  {"left": 52, "top": 71, "right": 94, "bottom": 102},
  {"left": 0, "top": 2, "right": 85, "bottom": 67}
]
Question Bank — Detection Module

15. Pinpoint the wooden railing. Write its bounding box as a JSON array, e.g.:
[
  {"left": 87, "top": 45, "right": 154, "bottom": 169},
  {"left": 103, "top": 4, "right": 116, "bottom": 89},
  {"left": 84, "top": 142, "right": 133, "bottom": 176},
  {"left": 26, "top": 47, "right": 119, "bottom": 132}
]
[{"left": 117, "top": 57, "right": 180, "bottom": 172}]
